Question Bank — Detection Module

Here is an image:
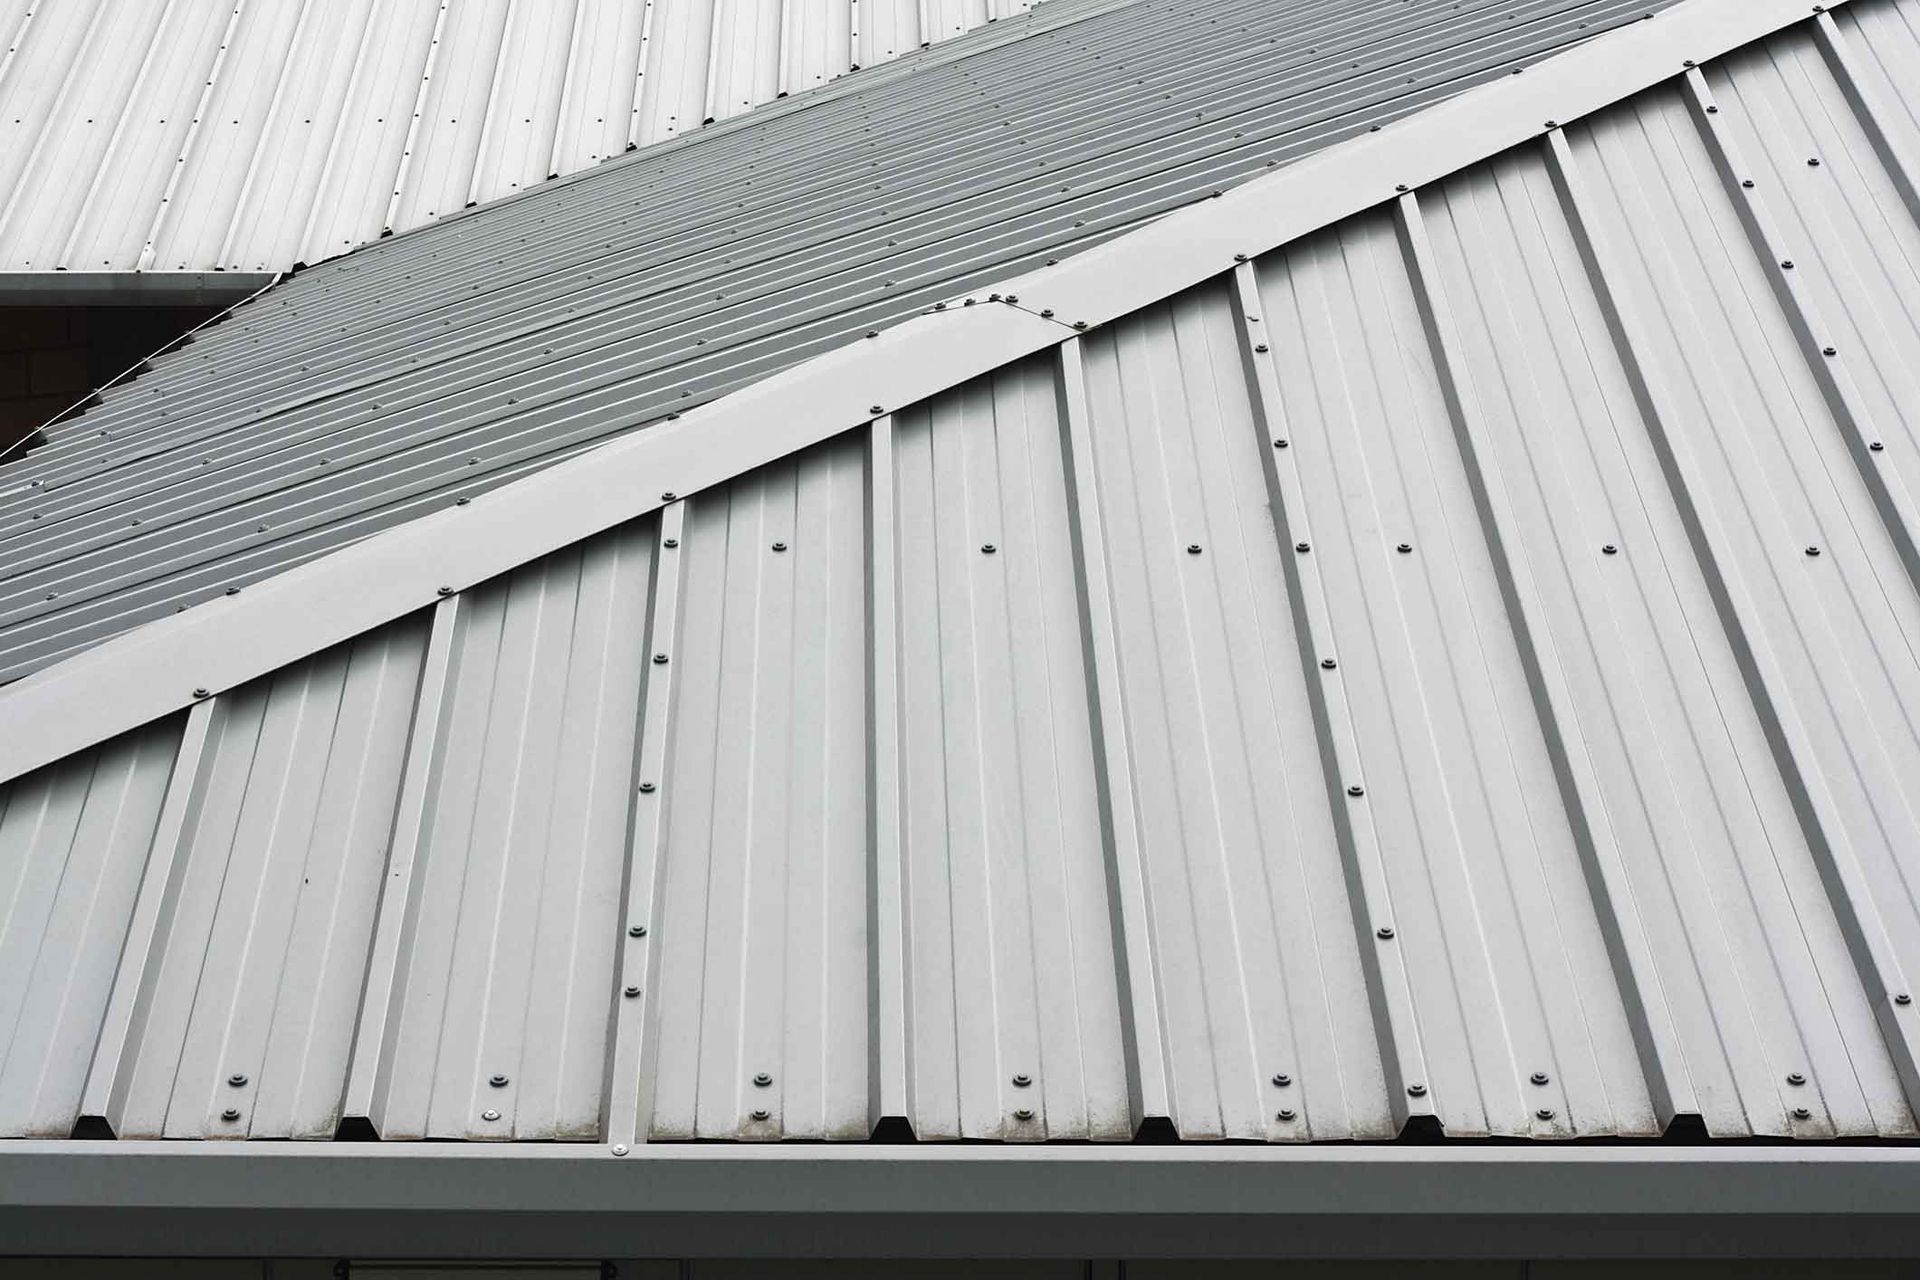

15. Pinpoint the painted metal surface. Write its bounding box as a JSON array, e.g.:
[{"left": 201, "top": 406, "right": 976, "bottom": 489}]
[
  {"left": 4, "top": 0, "right": 1920, "bottom": 1151},
  {"left": 0, "top": 0, "right": 1045, "bottom": 276},
  {"left": 0, "top": 0, "right": 1674, "bottom": 684}
]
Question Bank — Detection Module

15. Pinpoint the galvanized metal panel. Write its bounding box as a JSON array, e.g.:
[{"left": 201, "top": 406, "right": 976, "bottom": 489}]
[
  {"left": 0, "top": 717, "right": 182, "bottom": 1136},
  {"left": 96, "top": 619, "right": 428, "bottom": 1139},
  {"left": 378, "top": 521, "right": 654, "bottom": 1139},
  {"left": 891, "top": 358, "right": 1131, "bottom": 1140},
  {"left": 1074, "top": 284, "right": 1393, "bottom": 1140},
  {"left": 648, "top": 433, "right": 870, "bottom": 1140},
  {"left": 0, "top": 0, "right": 1673, "bottom": 684}
]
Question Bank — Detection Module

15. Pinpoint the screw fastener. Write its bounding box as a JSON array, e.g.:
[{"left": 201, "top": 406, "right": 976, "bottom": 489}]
[
  {"left": 1321, "top": 658, "right": 1337, "bottom": 670},
  {"left": 630, "top": 924, "right": 647, "bottom": 937},
  {"left": 1895, "top": 993, "right": 1912, "bottom": 1006},
  {"left": 490, "top": 1074, "right": 509, "bottom": 1088},
  {"left": 638, "top": 781, "right": 656, "bottom": 793},
  {"left": 1273, "top": 1073, "right": 1292, "bottom": 1087},
  {"left": 612, "top": 1143, "right": 630, "bottom": 1156},
  {"left": 982, "top": 543, "right": 997, "bottom": 554},
  {"left": 751, "top": 1108, "right": 770, "bottom": 1121},
  {"left": 753, "top": 1072, "right": 773, "bottom": 1087},
  {"left": 1407, "top": 1083, "right": 1427, "bottom": 1098},
  {"left": 1787, "top": 1072, "right": 1806, "bottom": 1086},
  {"left": 1536, "top": 1108, "right": 1555, "bottom": 1121},
  {"left": 1295, "top": 541, "right": 1311, "bottom": 553},
  {"left": 1187, "top": 544, "right": 1203, "bottom": 555},
  {"left": 1348, "top": 784, "right": 1365, "bottom": 797},
  {"left": 1792, "top": 1107, "right": 1812, "bottom": 1120},
  {"left": 221, "top": 1108, "right": 241, "bottom": 1122},
  {"left": 624, "top": 986, "right": 641, "bottom": 998},
  {"left": 1376, "top": 925, "right": 1394, "bottom": 939},
  {"left": 1531, "top": 1072, "right": 1550, "bottom": 1086},
  {"left": 228, "top": 1074, "right": 248, "bottom": 1088},
  {"left": 653, "top": 652, "right": 669, "bottom": 663},
  {"left": 1277, "top": 1108, "right": 1297, "bottom": 1121},
  {"left": 1013, "top": 1108, "right": 1034, "bottom": 1121}
]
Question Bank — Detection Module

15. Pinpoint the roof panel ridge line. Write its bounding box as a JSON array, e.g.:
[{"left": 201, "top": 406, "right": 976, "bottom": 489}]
[
  {"left": 1053, "top": 336, "right": 1174, "bottom": 1133},
  {"left": 136, "top": 0, "right": 251, "bottom": 274},
  {"left": 1545, "top": 80, "right": 1918, "bottom": 1128},
  {"left": 1390, "top": 189, "right": 1690, "bottom": 1128},
  {"left": 212, "top": 0, "right": 318, "bottom": 272},
  {"left": 340, "top": 593, "right": 464, "bottom": 1136},
  {"left": 0, "top": 0, "right": 115, "bottom": 256},
  {"left": 602, "top": 502, "right": 686, "bottom": 1150},
  {"left": 1677, "top": 63, "right": 1920, "bottom": 1114},
  {"left": 0, "top": 0, "right": 1844, "bottom": 788},
  {"left": 51, "top": 0, "right": 184, "bottom": 272},
  {"left": 1809, "top": 7, "right": 1920, "bottom": 228},
  {"left": 863, "top": 415, "right": 916, "bottom": 1134},
  {"left": 76, "top": 697, "right": 217, "bottom": 1138},
  {"left": 1227, "top": 261, "right": 1431, "bottom": 1136},
  {"left": 382, "top": 0, "right": 455, "bottom": 240},
  {"left": 993, "top": 0, "right": 1853, "bottom": 331},
  {"left": 1682, "top": 57, "right": 1920, "bottom": 593}
]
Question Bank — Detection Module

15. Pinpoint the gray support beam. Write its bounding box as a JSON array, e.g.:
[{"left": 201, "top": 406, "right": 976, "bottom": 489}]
[
  {"left": 342, "top": 595, "right": 464, "bottom": 1133},
  {"left": 1680, "top": 66, "right": 1920, "bottom": 596},
  {"left": 1545, "top": 116, "right": 1920, "bottom": 1117},
  {"left": 1228, "top": 260, "right": 1432, "bottom": 1129},
  {"left": 604, "top": 501, "right": 690, "bottom": 1150},
  {"left": 78, "top": 698, "right": 218, "bottom": 1135},
  {"left": 864, "top": 416, "right": 914, "bottom": 1134},
  {"left": 1389, "top": 192, "right": 1688, "bottom": 1125},
  {"left": 1054, "top": 335, "right": 1172, "bottom": 1133}
]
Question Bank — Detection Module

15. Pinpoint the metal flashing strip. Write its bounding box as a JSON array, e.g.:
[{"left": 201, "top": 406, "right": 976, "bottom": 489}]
[
  {"left": 0, "top": 0, "right": 1846, "bottom": 790},
  {"left": 0, "top": 1143, "right": 1918, "bottom": 1258},
  {"left": 0, "top": 271, "right": 277, "bottom": 307}
]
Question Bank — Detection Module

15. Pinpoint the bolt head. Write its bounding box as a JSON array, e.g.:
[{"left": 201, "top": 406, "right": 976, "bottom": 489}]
[
  {"left": 664, "top": 537, "right": 679, "bottom": 548},
  {"left": 1276, "top": 1108, "right": 1297, "bottom": 1121},
  {"left": 1407, "top": 1083, "right": 1427, "bottom": 1098},
  {"left": 751, "top": 1108, "right": 770, "bottom": 1122},
  {"left": 1787, "top": 1072, "right": 1806, "bottom": 1086},
  {"left": 1321, "top": 658, "right": 1337, "bottom": 670},
  {"left": 1072, "top": 320, "right": 1088, "bottom": 331},
  {"left": 1742, "top": 178, "right": 1756, "bottom": 188},
  {"left": 437, "top": 585, "right": 453, "bottom": 596},
  {"left": 611, "top": 1143, "right": 629, "bottom": 1156},
  {"left": 1806, "top": 545, "right": 1822, "bottom": 556},
  {"left": 1348, "top": 784, "right": 1365, "bottom": 797},
  {"left": 771, "top": 540, "right": 787, "bottom": 552},
  {"left": 1376, "top": 925, "right": 1394, "bottom": 939},
  {"left": 489, "top": 1074, "right": 509, "bottom": 1088},
  {"left": 653, "top": 652, "right": 669, "bottom": 663},
  {"left": 629, "top": 924, "right": 647, "bottom": 937},
  {"left": 1254, "top": 342, "right": 1269, "bottom": 353},
  {"left": 753, "top": 1072, "right": 773, "bottom": 1087},
  {"left": 870, "top": 405, "right": 884, "bottom": 415},
  {"left": 1792, "top": 1106, "right": 1812, "bottom": 1120},
  {"left": 1870, "top": 442, "right": 1885, "bottom": 452},
  {"left": 1822, "top": 346, "right": 1838, "bottom": 356},
  {"left": 661, "top": 491, "right": 677, "bottom": 502},
  {"left": 193, "top": 687, "right": 211, "bottom": 699},
  {"left": 1781, "top": 260, "right": 1794, "bottom": 269},
  {"left": 220, "top": 1108, "right": 241, "bottom": 1122},
  {"left": 1531, "top": 1071, "right": 1550, "bottom": 1086},
  {"left": 638, "top": 781, "right": 656, "bottom": 793},
  {"left": 981, "top": 543, "right": 997, "bottom": 554},
  {"left": 1187, "top": 544, "right": 1203, "bottom": 555},
  {"left": 228, "top": 1073, "right": 248, "bottom": 1088},
  {"left": 624, "top": 985, "right": 642, "bottom": 998},
  {"left": 1397, "top": 543, "right": 1413, "bottom": 554},
  {"left": 1395, "top": 184, "right": 1409, "bottom": 193},
  {"left": 1602, "top": 544, "right": 1618, "bottom": 555},
  {"left": 1535, "top": 1107, "right": 1555, "bottom": 1121},
  {"left": 1895, "top": 993, "right": 1912, "bottom": 1006},
  {"left": 1013, "top": 1108, "right": 1034, "bottom": 1121},
  {"left": 1272, "top": 1073, "right": 1292, "bottom": 1087},
  {"left": 1012, "top": 1073, "right": 1032, "bottom": 1087},
  {"left": 482, "top": 1109, "right": 501, "bottom": 1122},
  {"left": 1274, "top": 438, "right": 1289, "bottom": 448},
  {"left": 1295, "top": 541, "right": 1310, "bottom": 553}
]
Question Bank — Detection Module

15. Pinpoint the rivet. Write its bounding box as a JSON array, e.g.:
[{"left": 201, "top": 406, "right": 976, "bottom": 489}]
[
  {"left": 1276, "top": 1108, "right": 1297, "bottom": 1121},
  {"left": 611, "top": 1143, "right": 629, "bottom": 1156},
  {"left": 1295, "top": 541, "right": 1310, "bottom": 553},
  {"left": 483, "top": 1109, "right": 501, "bottom": 1121},
  {"left": 1376, "top": 925, "right": 1394, "bottom": 939},
  {"left": 1683, "top": 59, "right": 1695, "bottom": 68},
  {"left": 1012, "top": 1073, "right": 1033, "bottom": 1087},
  {"left": 1870, "top": 442, "right": 1885, "bottom": 452},
  {"left": 1792, "top": 1106, "right": 1812, "bottom": 1120},
  {"left": 1705, "top": 104, "right": 1719, "bottom": 114},
  {"left": 1822, "top": 346, "right": 1837, "bottom": 356},
  {"left": 771, "top": 540, "right": 787, "bottom": 552},
  {"left": 1396, "top": 542, "right": 1413, "bottom": 555},
  {"left": 228, "top": 1073, "right": 248, "bottom": 1088},
  {"left": 624, "top": 985, "right": 641, "bottom": 998},
  {"left": 1780, "top": 260, "right": 1794, "bottom": 269},
  {"left": 1013, "top": 1108, "right": 1034, "bottom": 1121},
  {"left": 1073, "top": 320, "right": 1088, "bottom": 330},
  {"left": 1041, "top": 309, "right": 1054, "bottom": 318},
  {"left": 490, "top": 1074, "right": 509, "bottom": 1088},
  {"left": 1808, "top": 157, "right": 1821, "bottom": 166},
  {"left": 870, "top": 404, "right": 884, "bottom": 415},
  {"left": 1254, "top": 342, "right": 1269, "bottom": 353},
  {"left": 1741, "top": 178, "right": 1755, "bottom": 188},
  {"left": 1407, "top": 1083, "right": 1427, "bottom": 1098},
  {"left": 664, "top": 537, "right": 679, "bottom": 548},
  {"left": 1004, "top": 294, "right": 1018, "bottom": 304},
  {"left": 629, "top": 924, "right": 647, "bottom": 937},
  {"left": 1395, "top": 183, "right": 1409, "bottom": 193},
  {"left": 653, "top": 652, "right": 669, "bottom": 663},
  {"left": 982, "top": 543, "right": 998, "bottom": 554},
  {"left": 639, "top": 781, "right": 656, "bottom": 793},
  {"left": 1234, "top": 253, "right": 1249, "bottom": 263},
  {"left": 1787, "top": 1072, "right": 1806, "bottom": 1086},
  {"left": 1348, "top": 784, "right": 1365, "bottom": 797},
  {"left": 193, "top": 687, "right": 211, "bottom": 699},
  {"left": 1531, "top": 1072, "right": 1550, "bottom": 1086},
  {"left": 1805, "top": 545, "right": 1821, "bottom": 556},
  {"left": 1544, "top": 120, "right": 1557, "bottom": 129},
  {"left": 751, "top": 1108, "right": 770, "bottom": 1121},
  {"left": 1535, "top": 1107, "right": 1555, "bottom": 1121},
  {"left": 1272, "top": 1073, "right": 1292, "bottom": 1087},
  {"left": 754, "top": 1072, "right": 773, "bottom": 1087},
  {"left": 437, "top": 585, "right": 453, "bottom": 596},
  {"left": 661, "top": 491, "right": 677, "bottom": 502},
  {"left": 1602, "top": 544, "right": 1618, "bottom": 555},
  {"left": 1187, "top": 544, "right": 1203, "bottom": 555},
  {"left": 1321, "top": 658, "right": 1337, "bottom": 670},
  {"left": 1896, "top": 993, "right": 1913, "bottom": 1006},
  {"left": 1274, "top": 438, "right": 1289, "bottom": 448},
  {"left": 221, "top": 1108, "right": 241, "bottom": 1122}
]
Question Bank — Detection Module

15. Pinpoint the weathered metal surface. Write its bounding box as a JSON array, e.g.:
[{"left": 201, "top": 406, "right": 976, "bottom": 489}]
[
  {"left": 0, "top": 0, "right": 1672, "bottom": 684},
  {"left": 3, "top": 0, "right": 1920, "bottom": 1149}
]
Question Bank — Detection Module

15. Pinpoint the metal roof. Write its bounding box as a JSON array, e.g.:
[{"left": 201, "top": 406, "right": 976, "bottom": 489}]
[
  {"left": 4, "top": 0, "right": 1918, "bottom": 1153},
  {"left": 0, "top": 0, "right": 1053, "bottom": 277},
  {"left": 0, "top": 0, "right": 1676, "bottom": 684}
]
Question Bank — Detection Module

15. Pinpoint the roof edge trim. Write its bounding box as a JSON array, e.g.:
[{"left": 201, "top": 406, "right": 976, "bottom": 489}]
[{"left": 0, "top": 0, "right": 1838, "bottom": 787}]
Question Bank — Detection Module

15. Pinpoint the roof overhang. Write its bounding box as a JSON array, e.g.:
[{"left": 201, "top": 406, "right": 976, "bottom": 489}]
[
  {"left": 0, "top": 272, "right": 279, "bottom": 308},
  {"left": 2, "top": 1143, "right": 1918, "bottom": 1259}
]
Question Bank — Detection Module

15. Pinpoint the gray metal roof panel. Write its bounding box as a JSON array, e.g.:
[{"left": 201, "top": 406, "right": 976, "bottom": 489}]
[
  {"left": 5, "top": 0, "right": 1917, "bottom": 1149},
  {"left": 0, "top": 0, "right": 1673, "bottom": 683}
]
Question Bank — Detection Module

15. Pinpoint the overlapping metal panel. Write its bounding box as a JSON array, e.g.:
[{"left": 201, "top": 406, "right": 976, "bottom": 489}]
[
  {"left": 0, "top": 0, "right": 1675, "bottom": 684},
  {"left": 4, "top": 0, "right": 1920, "bottom": 1150},
  {"left": 0, "top": 0, "right": 1045, "bottom": 274}
]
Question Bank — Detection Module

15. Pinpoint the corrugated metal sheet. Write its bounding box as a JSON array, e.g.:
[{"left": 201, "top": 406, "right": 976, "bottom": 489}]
[
  {"left": 4, "top": 0, "right": 1920, "bottom": 1147},
  {"left": 0, "top": 0, "right": 1676, "bottom": 684},
  {"left": 0, "top": 0, "right": 1047, "bottom": 274}
]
